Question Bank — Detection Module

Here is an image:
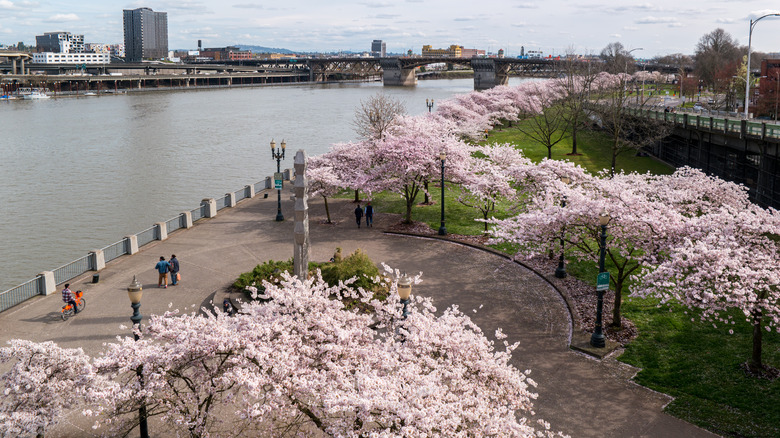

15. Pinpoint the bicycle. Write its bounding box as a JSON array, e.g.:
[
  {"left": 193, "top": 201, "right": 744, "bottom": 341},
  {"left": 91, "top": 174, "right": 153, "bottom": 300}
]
[{"left": 61, "top": 290, "right": 86, "bottom": 320}]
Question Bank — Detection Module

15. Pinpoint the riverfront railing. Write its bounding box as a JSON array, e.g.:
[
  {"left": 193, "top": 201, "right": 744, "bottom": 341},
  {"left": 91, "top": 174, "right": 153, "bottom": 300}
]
[
  {"left": 629, "top": 107, "right": 780, "bottom": 141},
  {"left": 0, "top": 171, "right": 292, "bottom": 313}
]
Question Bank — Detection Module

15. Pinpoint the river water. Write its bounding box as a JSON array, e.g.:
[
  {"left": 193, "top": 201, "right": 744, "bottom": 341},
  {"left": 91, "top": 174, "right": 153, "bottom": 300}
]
[{"left": 0, "top": 78, "right": 529, "bottom": 291}]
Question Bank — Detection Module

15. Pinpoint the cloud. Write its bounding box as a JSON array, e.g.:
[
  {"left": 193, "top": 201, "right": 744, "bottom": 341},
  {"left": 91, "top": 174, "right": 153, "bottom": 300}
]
[
  {"left": 374, "top": 13, "right": 400, "bottom": 19},
  {"left": 0, "top": 0, "right": 15, "bottom": 9},
  {"left": 514, "top": 2, "right": 538, "bottom": 8},
  {"left": 454, "top": 17, "right": 476, "bottom": 22},
  {"left": 623, "top": 26, "right": 639, "bottom": 31},
  {"left": 635, "top": 16, "right": 680, "bottom": 24},
  {"left": 233, "top": 3, "right": 264, "bottom": 8},
  {"left": 747, "top": 10, "right": 780, "bottom": 21},
  {"left": 510, "top": 22, "right": 528, "bottom": 27},
  {"left": 44, "top": 13, "right": 79, "bottom": 22},
  {"left": 716, "top": 18, "right": 735, "bottom": 23},
  {"left": 610, "top": 33, "right": 622, "bottom": 38},
  {"left": 359, "top": 1, "right": 393, "bottom": 7}
]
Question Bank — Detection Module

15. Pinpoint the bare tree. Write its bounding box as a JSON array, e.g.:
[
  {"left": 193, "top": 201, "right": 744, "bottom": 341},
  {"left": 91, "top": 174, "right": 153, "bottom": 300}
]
[
  {"left": 517, "top": 83, "right": 569, "bottom": 159},
  {"left": 694, "top": 28, "right": 741, "bottom": 89},
  {"left": 351, "top": 93, "right": 406, "bottom": 201},
  {"left": 599, "top": 42, "right": 636, "bottom": 74},
  {"left": 590, "top": 74, "right": 673, "bottom": 176},
  {"left": 352, "top": 93, "right": 406, "bottom": 141},
  {"left": 559, "top": 52, "right": 601, "bottom": 155}
]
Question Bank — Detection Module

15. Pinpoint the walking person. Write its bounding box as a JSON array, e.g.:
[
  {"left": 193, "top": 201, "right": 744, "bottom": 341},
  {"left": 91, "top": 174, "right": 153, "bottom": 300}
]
[
  {"left": 354, "top": 203, "right": 364, "bottom": 228},
  {"left": 364, "top": 201, "right": 374, "bottom": 227},
  {"left": 169, "top": 254, "right": 180, "bottom": 286},
  {"left": 155, "top": 256, "right": 169, "bottom": 288}
]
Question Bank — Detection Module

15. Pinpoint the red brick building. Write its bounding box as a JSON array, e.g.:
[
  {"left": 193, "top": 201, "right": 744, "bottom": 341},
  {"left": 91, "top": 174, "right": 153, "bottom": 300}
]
[{"left": 757, "top": 59, "right": 780, "bottom": 119}]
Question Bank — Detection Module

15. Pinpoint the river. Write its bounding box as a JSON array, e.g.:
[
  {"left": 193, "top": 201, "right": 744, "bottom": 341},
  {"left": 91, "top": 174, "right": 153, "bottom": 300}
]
[{"left": 0, "top": 78, "right": 530, "bottom": 291}]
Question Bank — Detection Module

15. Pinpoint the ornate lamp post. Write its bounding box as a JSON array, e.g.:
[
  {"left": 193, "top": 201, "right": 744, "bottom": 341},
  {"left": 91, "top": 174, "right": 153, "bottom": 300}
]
[
  {"left": 554, "top": 176, "right": 571, "bottom": 278},
  {"left": 745, "top": 13, "right": 780, "bottom": 119},
  {"left": 127, "top": 276, "right": 149, "bottom": 438},
  {"left": 397, "top": 275, "right": 412, "bottom": 319},
  {"left": 438, "top": 151, "right": 447, "bottom": 236},
  {"left": 426, "top": 98, "right": 434, "bottom": 113},
  {"left": 590, "top": 212, "right": 611, "bottom": 348},
  {"left": 271, "top": 139, "right": 286, "bottom": 221}
]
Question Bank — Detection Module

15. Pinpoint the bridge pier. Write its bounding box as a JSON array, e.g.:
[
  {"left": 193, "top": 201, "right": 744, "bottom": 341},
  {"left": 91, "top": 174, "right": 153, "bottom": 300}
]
[
  {"left": 472, "top": 59, "right": 508, "bottom": 90},
  {"left": 380, "top": 59, "right": 417, "bottom": 87}
]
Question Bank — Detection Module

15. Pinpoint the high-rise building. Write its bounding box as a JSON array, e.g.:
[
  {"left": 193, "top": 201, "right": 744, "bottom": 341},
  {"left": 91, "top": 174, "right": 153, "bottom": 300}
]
[
  {"left": 36, "top": 32, "right": 85, "bottom": 53},
  {"left": 123, "top": 7, "right": 168, "bottom": 62},
  {"left": 371, "top": 40, "right": 386, "bottom": 58}
]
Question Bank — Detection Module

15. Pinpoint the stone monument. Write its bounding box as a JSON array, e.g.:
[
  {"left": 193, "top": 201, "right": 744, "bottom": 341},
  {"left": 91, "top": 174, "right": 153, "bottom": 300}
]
[{"left": 293, "top": 150, "right": 310, "bottom": 279}]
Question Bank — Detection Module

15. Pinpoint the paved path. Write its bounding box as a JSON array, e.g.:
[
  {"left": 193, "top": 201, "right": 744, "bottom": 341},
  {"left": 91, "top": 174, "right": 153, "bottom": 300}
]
[{"left": 0, "top": 191, "right": 717, "bottom": 437}]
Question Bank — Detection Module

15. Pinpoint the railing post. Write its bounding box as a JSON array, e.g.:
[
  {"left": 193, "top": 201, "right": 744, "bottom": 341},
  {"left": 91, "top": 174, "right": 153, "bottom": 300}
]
[
  {"left": 125, "top": 235, "right": 139, "bottom": 255},
  {"left": 155, "top": 222, "right": 168, "bottom": 241},
  {"left": 723, "top": 118, "right": 728, "bottom": 134},
  {"left": 245, "top": 184, "right": 255, "bottom": 199},
  {"left": 38, "top": 271, "right": 56, "bottom": 296},
  {"left": 740, "top": 119, "right": 747, "bottom": 138},
  {"left": 226, "top": 192, "right": 236, "bottom": 208},
  {"left": 265, "top": 176, "right": 272, "bottom": 189},
  {"left": 762, "top": 122, "right": 767, "bottom": 140},
  {"left": 89, "top": 249, "right": 106, "bottom": 271},
  {"left": 181, "top": 211, "right": 193, "bottom": 229},
  {"left": 202, "top": 198, "right": 217, "bottom": 218}
]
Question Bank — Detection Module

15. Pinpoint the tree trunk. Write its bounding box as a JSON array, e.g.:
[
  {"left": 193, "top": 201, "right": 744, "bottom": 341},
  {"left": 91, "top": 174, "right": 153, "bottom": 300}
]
[
  {"left": 354, "top": 189, "right": 360, "bottom": 203},
  {"left": 570, "top": 123, "right": 579, "bottom": 155},
  {"left": 424, "top": 179, "right": 429, "bottom": 204},
  {"left": 323, "top": 196, "right": 332, "bottom": 224},
  {"left": 547, "top": 146, "right": 552, "bottom": 159},
  {"left": 611, "top": 277, "right": 623, "bottom": 328},
  {"left": 751, "top": 311, "right": 763, "bottom": 370},
  {"left": 405, "top": 198, "right": 413, "bottom": 223}
]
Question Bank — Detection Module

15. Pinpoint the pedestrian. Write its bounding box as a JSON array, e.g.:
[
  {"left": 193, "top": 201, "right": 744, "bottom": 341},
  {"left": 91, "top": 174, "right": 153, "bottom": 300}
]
[
  {"left": 354, "top": 203, "right": 364, "bottom": 228},
  {"left": 364, "top": 201, "right": 374, "bottom": 227},
  {"left": 169, "top": 254, "right": 180, "bottom": 285},
  {"left": 155, "top": 256, "right": 169, "bottom": 288}
]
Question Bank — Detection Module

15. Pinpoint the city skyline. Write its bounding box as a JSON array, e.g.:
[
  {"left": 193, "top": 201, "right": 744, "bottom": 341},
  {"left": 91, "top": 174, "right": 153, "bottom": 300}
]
[{"left": 1, "top": 1, "right": 779, "bottom": 57}]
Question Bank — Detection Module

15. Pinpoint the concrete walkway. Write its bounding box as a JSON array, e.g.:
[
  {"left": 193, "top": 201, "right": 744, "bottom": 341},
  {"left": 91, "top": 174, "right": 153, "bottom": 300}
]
[{"left": 0, "top": 190, "right": 718, "bottom": 437}]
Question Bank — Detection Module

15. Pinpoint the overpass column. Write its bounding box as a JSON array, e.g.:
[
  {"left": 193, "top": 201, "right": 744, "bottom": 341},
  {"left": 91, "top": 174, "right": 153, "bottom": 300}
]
[
  {"left": 11, "top": 58, "right": 17, "bottom": 75},
  {"left": 380, "top": 58, "right": 417, "bottom": 87},
  {"left": 20, "top": 58, "right": 25, "bottom": 75},
  {"left": 471, "top": 59, "right": 508, "bottom": 90}
]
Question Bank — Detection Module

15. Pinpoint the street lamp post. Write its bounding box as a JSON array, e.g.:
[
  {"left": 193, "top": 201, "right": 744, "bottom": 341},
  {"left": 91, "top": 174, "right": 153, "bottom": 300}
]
[
  {"left": 438, "top": 151, "right": 447, "bottom": 236},
  {"left": 426, "top": 98, "right": 434, "bottom": 113},
  {"left": 397, "top": 275, "right": 412, "bottom": 318},
  {"left": 127, "top": 276, "right": 149, "bottom": 438},
  {"left": 745, "top": 13, "right": 780, "bottom": 119},
  {"left": 590, "top": 212, "right": 610, "bottom": 348},
  {"left": 554, "top": 176, "right": 571, "bottom": 278},
  {"left": 271, "top": 139, "right": 286, "bottom": 221}
]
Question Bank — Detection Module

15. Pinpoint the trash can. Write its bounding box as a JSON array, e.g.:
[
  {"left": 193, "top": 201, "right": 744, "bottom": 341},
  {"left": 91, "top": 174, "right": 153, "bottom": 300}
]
[{"left": 92, "top": 274, "right": 100, "bottom": 284}]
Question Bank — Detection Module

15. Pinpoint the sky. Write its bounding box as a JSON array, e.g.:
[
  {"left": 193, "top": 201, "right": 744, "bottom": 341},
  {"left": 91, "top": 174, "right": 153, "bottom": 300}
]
[{"left": 1, "top": 0, "right": 780, "bottom": 58}]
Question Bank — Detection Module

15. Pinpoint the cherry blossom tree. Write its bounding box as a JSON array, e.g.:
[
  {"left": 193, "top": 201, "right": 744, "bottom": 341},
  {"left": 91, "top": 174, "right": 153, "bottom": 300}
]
[
  {"left": 456, "top": 144, "right": 530, "bottom": 231},
  {"left": 361, "top": 115, "right": 473, "bottom": 223},
  {"left": 307, "top": 156, "right": 342, "bottom": 224},
  {"left": 0, "top": 340, "right": 113, "bottom": 437},
  {"left": 489, "top": 165, "right": 751, "bottom": 329},
  {"left": 0, "top": 272, "right": 565, "bottom": 438},
  {"left": 633, "top": 204, "right": 780, "bottom": 372}
]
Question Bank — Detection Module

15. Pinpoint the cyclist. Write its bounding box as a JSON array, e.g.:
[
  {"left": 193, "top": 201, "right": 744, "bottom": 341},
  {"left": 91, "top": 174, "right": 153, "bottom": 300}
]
[{"left": 62, "top": 283, "right": 79, "bottom": 314}]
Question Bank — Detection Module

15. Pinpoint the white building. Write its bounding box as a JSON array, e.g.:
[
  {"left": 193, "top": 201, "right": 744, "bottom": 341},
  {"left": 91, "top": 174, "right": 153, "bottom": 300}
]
[{"left": 32, "top": 52, "right": 110, "bottom": 64}]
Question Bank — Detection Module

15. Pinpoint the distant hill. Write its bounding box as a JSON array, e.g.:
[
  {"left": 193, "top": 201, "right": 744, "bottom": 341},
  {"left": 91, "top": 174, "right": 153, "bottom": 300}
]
[{"left": 236, "top": 45, "right": 295, "bottom": 54}]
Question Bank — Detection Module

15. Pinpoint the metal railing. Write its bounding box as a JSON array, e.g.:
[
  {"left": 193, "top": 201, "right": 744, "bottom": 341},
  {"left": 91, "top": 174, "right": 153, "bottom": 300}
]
[
  {"left": 102, "top": 239, "right": 127, "bottom": 263},
  {"left": 53, "top": 255, "right": 91, "bottom": 285},
  {"left": 0, "top": 278, "right": 41, "bottom": 312},
  {"left": 632, "top": 107, "right": 780, "bottom": 140},
  {"left": 0, "top": 172, "right": 290, "bottom": 313}
]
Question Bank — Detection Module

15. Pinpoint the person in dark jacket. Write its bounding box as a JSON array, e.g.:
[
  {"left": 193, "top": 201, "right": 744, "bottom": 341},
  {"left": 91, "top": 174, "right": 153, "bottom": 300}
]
[
  {"left": 169, "top": 254, "right": 180, "bottom": 285},
  {"left": 354, "top": 204, "right": 364, "bottom": 228},
  {"left": 364, "top": 202, "right": 374, "bottom": 227}
]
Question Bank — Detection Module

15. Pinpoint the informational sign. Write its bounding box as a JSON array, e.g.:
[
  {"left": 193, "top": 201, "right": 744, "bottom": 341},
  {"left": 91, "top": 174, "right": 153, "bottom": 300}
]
[
  {"left": 274, "top": 172, "right": 283, "bottom": 190},
  {"left": 596, "top": 272, "right": 610, "bottom": 291}
]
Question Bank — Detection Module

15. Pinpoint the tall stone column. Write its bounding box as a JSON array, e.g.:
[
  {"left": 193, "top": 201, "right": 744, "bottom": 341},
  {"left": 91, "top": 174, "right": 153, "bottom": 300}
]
[{"left": 293, "top": 150, "right": 310, "bottom": 279}]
